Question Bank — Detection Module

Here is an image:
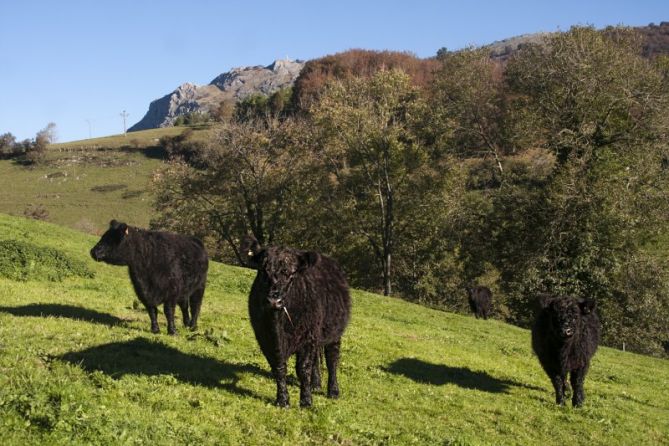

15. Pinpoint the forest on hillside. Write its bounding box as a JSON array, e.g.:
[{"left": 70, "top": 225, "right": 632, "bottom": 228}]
[{"left": 151, "top": 26, "right": 669, "bottom": 357}]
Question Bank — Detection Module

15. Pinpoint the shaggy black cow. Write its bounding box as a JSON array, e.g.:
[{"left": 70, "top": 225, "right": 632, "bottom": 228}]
[
  {"left": 467, "top": 285, "right": 492, "bottom": 319},
  {"left": 532, "top": 294, "right": 600, "bottom": 407},
  {"left": 241, "top": 235, "right": 351, "bottom": 408},
  {"left": 90, "top": 220, "right": 208, "bottom": 335}
]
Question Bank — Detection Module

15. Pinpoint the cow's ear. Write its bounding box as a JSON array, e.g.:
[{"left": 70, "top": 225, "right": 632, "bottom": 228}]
[
  {"left": 240, "top": 235, "right": 262, "bottom": 268},
  {"left": 578, "top": 298, "right": 596, "bottom": 314},
  {"left": 298, "top": 251, "right": 320, "bottom": 270},
  {"left": 110, "top": 219, "right": 120, "bottom": 229},
  {"left": 117, "top": 223, "right": 129, "bottom": 237}
]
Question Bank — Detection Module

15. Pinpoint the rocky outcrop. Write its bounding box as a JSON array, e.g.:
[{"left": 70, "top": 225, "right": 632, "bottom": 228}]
[{"left": 129, "top": 59, "right": 305, "bottom": 132}]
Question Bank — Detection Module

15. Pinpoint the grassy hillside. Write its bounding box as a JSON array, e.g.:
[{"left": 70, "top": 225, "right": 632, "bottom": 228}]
[
  {"left": 0, "top": 213, "right": 667, "bottom": 445},
  {"left": 50, "top": 127, "right": 197, "bottom": 151},
  {"left": 0, "top": 127, "right": 212, "bottom": 233}
]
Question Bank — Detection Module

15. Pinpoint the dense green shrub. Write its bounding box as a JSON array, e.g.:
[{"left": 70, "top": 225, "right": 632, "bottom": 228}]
[{"left": 0, "top": 240, "right": 94, "bottom": 282}]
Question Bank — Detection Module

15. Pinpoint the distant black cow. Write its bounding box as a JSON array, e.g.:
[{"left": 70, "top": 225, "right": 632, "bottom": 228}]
[
  {"left": 90, "top": 220, "right": 208, "bottom": 335},
  {"left": 241, "top": 235, "right": 351, "bottom": 408},
  {"left": 467, "top": 286, "right": 492, "bottom": 320},
  {"left": 532, "top": 295, "right": 600, "bottom": 407}
]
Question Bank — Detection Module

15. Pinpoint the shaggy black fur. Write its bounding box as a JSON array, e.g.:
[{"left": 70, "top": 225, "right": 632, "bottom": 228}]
[
  {"left": 90, "top": 220, "right": 208, "bottom": 335},
  {"left": 531, "top": 295, "right": 600, "bottom": 407},
  {"left": 241, "top": 235, "right": 351, "bottom": 408},
  {"left": 467, "top": 286, "right": 492, "bottom": 319}
]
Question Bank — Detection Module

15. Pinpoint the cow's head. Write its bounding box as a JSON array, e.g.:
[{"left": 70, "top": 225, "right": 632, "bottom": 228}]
[
  {"left": 90, "top": 220, "right": 131, "bottom": 265},
  {"left": 240, "top": 235, "right": 319, "bottom": 310},
  {"left": 544, "top": 296, "right": 596, "bottom": 339}
]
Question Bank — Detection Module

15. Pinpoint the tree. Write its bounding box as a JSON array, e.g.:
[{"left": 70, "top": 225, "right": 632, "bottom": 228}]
[
  {"left": 0, "top": 132, "right": 16, "bottom": 157},
  {"left": 496, "top": 26, "right": 669, "bottom": 353},
  {"left": 41, "top": 122, "right": 57, "bottom": 143},
  {"left": 234, "top": 88, "right": 293, "bottom": 122},
  {"left": 425, "top": 48, "right": 509, "bottom": 176},
  {"left": 311, "top": 69, "right": 448, "bottom": 296},
  {"left": 152, "top": 117, "right": 314, "bottom": 262},
  {"left": 24, "top": 124, "right": 53, "bottom": 165}
]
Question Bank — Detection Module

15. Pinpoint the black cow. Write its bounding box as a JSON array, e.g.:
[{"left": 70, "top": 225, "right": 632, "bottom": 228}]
[
  {"left": 90, "top": 220, "right": 208, "bottom": 335},
  {"left": 467, "top": 286, "right": 492, "bottom": 320},
  {"left": 241, "top": 235, "right": 351, "bottom": 408},
  {"left": 531, "top": 294, "right": 600, "bottom": 407}
]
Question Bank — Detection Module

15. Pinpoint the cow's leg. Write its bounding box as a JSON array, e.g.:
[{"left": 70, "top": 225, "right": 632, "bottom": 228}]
[
  {"left": 147, "top": 305, "right": 160, "bottom": 334},
  {"left": 570, "top": 367, "right": 587, "bottom": 407},
  {"left": 551, "top": 373, "right": 567, "bottom": 405},
  {"left": 324, "top": 340, "right": 341, "bottom": 399},
  {"left": 272, "top": 361, "right": 289, "bottom": 407},
  {"left": 188, "top": 286, "right": 204, "bottom": 330},
  {"left": 311, "top": 348, "right": 322, "bottom": 392},
  {"left": 297, "top": 346, "right": 315, "bottom": 407},
  {"left": 164, "top": 302, "right": 177, "bottom": 335},
  {"left": 178, "top": 299, "right": 190, "bottom": 327}
]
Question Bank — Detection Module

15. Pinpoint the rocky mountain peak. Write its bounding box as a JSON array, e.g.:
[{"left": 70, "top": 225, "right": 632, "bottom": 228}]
[{"left": 128, "top": 59, "right": 305, "bottom": 132}]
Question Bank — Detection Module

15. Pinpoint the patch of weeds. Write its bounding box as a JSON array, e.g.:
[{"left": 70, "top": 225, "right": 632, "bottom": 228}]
[
  {"left": 2, "top": 391, "right": 61, "bottom": 431},
  {"left": 24, "top": 204, "right": 49, "bottom": 221},
  {"left": 0, "top": 239, "right": 94, "bottom": 281},
  {"left": 187, "top": 327, "right": 231, "bottom": 347}
]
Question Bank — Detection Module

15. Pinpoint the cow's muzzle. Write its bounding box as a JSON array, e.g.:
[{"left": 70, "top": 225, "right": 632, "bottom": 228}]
[
  {"left": 90, "top": 248, "right": 101, "bottom": 261},
  {"left": 267, "top": 296, "right": 284, "bottom": 310}
]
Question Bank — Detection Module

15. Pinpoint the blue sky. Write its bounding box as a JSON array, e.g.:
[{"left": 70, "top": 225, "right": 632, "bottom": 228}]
[{"left": 1, "top": 1, "right": 667, "bottom": 142}]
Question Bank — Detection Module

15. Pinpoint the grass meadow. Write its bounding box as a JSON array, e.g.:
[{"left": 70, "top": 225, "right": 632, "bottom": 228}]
[
  {"left": 0, "top": 127, "right": 212, "bottom": 233},
  {"left": 0, "top": 213, "right": 667, "bottom": 445}
]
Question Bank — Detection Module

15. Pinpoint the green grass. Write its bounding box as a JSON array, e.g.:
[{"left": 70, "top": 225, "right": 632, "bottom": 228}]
[
  {"left": 0, "top": 213, "right": 667, "bottom": 445},
  {"left": 0, "top": 127, "right": 213, "bottom": 234}
]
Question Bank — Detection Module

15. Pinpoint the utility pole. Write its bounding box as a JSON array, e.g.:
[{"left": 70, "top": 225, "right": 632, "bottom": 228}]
[
  {"left": 120, "top": 110, "right": 129, "bottom": 135},
  {"left": 85, "top": 119, "right": 92, "bottom": 139}
]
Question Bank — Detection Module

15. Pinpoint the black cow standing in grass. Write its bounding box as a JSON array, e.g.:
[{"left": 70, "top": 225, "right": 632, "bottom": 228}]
[
  {"left": 241, "top": 235, "right": 351, "bottom": 408},
  {"left": 467, "top": 286, "right": 492, "bottom": 320},
  {"left": 90, "top": 220, "right": 208, "bottom": 335},
  {"left": 532, "top": 295, "right": 600, "bottom": 407}
]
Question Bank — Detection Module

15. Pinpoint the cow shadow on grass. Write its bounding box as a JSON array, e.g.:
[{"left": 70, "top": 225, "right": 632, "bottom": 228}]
[
  {"left": 58, "top": 337, "right": 271, "bottom": 401},
  {"left": 384, "top": 358, "right": 543, "bottom": 394},
  {"left": 0, "top": 303, "right": 124, "bottom": 327}
]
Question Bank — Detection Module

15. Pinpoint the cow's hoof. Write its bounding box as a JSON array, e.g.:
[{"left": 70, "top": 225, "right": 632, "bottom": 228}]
[
  {"left": 275, "top": 399, "right": 289, "bottom": 408},
  {"left": 151, "top": 327, "right": 160, "bottom": 334}
]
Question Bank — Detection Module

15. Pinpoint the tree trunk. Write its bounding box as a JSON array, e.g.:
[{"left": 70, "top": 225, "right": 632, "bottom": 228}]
[
  {"left": 382, "top": 161, "right": 393, "bottom": 296},
  {"left": 383, "top": 252, "right": 392, "bottom": 296}
]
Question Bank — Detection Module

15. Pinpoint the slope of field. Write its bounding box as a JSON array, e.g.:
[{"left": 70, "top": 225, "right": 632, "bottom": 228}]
[
  {"left": 0, "top": 127, "right": 211, "bottom": 233},
  {"left": 0, "top": 213, "right": 667, "bottom": 445}
]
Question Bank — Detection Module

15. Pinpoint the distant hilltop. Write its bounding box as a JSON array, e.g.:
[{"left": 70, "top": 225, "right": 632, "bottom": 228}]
[{"left": 128, "top": 59, "right": 305, "bottom": 132}]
